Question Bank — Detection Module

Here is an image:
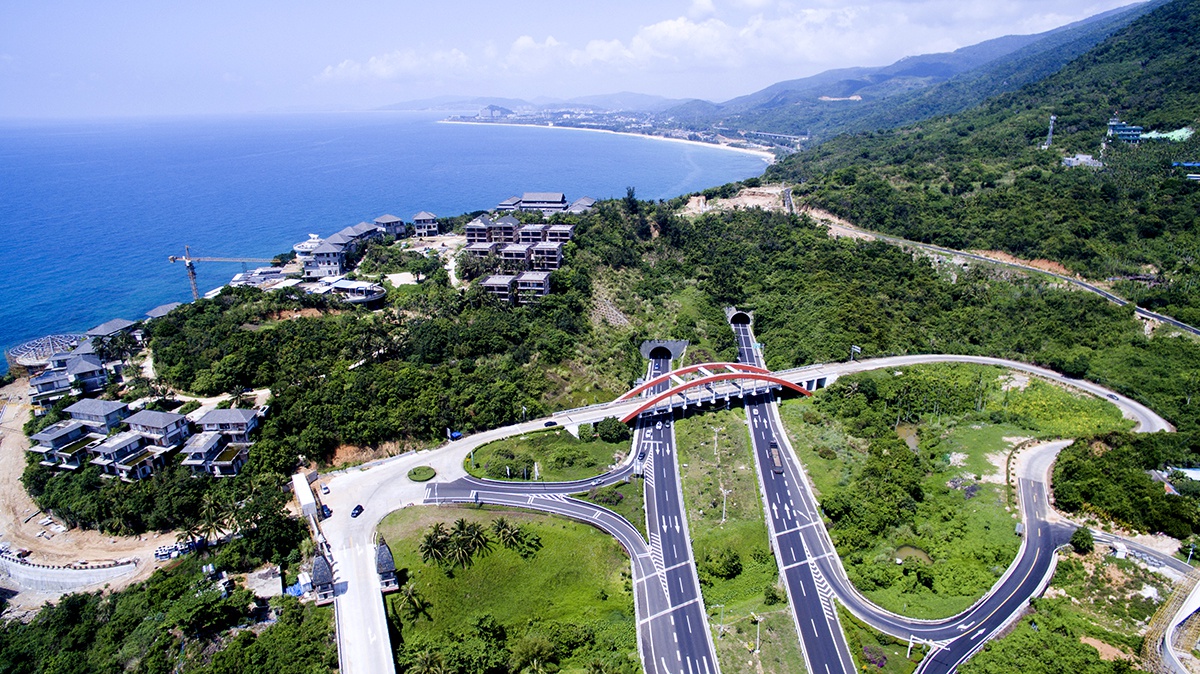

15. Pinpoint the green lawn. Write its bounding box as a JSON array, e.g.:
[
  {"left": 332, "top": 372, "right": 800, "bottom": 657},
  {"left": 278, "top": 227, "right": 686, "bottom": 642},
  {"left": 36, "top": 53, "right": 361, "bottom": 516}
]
[
  {"left": 674, "top": 409, "right": 808, "bottom": 674},
  {"left": 464, "top": 428, "right": 631, "bottom": 483},
  {"left": 777, "top": 363, "right": 1133, "bottom": 619},
  {"left": 577, "top": 478, "right": 648, "bottom": 539},
  {"left": 378, "top": 505, "right": 639, "bottom": 672}
]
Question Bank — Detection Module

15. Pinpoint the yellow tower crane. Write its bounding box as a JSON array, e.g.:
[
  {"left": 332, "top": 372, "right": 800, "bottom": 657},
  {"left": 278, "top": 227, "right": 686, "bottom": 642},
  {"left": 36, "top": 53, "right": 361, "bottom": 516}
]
[{"left": 169, "top": 246, "right": 276, "bottom": 301}]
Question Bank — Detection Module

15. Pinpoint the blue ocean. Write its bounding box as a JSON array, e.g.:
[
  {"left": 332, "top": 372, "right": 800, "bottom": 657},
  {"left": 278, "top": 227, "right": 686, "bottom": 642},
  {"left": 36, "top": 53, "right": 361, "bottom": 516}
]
[{"left": 0, "top": 112, "right": 766, "bottom": 369}]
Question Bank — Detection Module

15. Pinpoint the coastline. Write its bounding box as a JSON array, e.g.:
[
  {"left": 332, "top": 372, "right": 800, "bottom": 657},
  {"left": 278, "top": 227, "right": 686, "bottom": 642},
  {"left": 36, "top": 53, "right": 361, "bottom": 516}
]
[{"left": 440, "top": 119, "right": 777, "bottom": 164}]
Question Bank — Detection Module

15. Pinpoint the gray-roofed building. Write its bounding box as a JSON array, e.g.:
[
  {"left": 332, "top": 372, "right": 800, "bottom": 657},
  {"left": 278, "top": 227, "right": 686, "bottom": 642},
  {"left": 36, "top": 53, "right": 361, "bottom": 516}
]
[
  {"left": 465, "top": 242, "right": 499, "bottom": 259},
  {"left": 515, "top": 271, "right": 551, "bottom": 305},
  {"left": 374, "top": 214, "right": 406, "bottom": 237},
  {"left": 71, "top": 340, "right": 96, "bottom": 356},
  {"left": 312, "top": 554, "right": 335, "bottom": 605},
  {"left": 412, "top": 211, "right": 439, "bottom": 237},
  {"left": 31, "top": 420, "right": 90, "bottom": 452},
  {"left": 145, "top": 302, "right": 183, "bottom": 320},
  {"left": 27, "top": 351, "right": 111, "bottom": 406},
  {"left": 465, "top": 215, "right": 494, "bottom": 244},
  {"left": 87, "top": 318, "right": 136, "bottom": 338},
  {"left": 500, "top": 243, "right": 533, "bottom": 268},
  {"left": 519, "top": 192, "right": 568, "bottom": 213},
  {"left": 181, "top": 431, "right": 248, "bottom": 477},
  {"left": 568, "top": 196, "right": 596, "bottom": 213},
  {"left": 197, "top": 408, "right": 259, "bottom": 443},
  {"left": 517, "top": 224, "right": 548, "bottom": 244},
  {"left": 65, "top": 398, "right": 130, "bottom": 433},
  {"left": 305, "top": 241, "right": 346, "bottom": 279},
  {"left": 531, "top": 241, "right": 564, "bottom": 271},
  {"left": 496, "top": 195, "right": 522, "bottom": 211},
  {"left": 90, "top": 430, "right": 155, "bottom": 481},
  {"left": 493, "top": 215, "right": 520, "bottom": 243},
  {"left": 377, "top": 537, "right": 398, "bottom": 592},
  {"left": 545, "top": 224, "right": 575, "bottom": 243},
  {"left": 481, "top": 275, "right": 517, "bottom": 303},
  {"left": 125, "top": 409, "right": 190, "bottom": 448}
]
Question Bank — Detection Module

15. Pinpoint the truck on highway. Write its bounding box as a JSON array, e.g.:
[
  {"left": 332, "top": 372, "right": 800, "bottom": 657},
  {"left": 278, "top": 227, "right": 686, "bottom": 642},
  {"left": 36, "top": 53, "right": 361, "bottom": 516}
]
[{"left": 769, "top": 440, "right": 783, "bottom": 474}]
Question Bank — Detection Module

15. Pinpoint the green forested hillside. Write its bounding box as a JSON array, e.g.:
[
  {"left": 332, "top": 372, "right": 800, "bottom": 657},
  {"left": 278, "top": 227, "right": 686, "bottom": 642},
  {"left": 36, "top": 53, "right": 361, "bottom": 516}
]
[
  {"left": 665, "top": 1, "right": 1160, "bottom": 140},
  {"left": 769, "top": 0, "right": 1200, "bottom": 321}
]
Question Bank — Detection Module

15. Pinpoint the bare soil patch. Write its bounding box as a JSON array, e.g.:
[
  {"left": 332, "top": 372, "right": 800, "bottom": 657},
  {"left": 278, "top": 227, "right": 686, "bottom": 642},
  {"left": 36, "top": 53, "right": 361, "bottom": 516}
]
[
  {"left": 968, "top": 250, "right": 1076, "bottom": 278},
  {"left": 267, "top": 307, "right": 336, "bottom": 321},
  {"left": 797, "top": 207, "right": 876, "bottom": 241},
  {"left": 1079, "top": 636, "right": 1133, "bottom": 661}
]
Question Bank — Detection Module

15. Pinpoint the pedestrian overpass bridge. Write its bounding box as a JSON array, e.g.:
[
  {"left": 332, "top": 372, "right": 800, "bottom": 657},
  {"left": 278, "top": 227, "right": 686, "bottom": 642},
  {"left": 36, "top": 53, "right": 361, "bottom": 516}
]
[{"left": 616, "top": 361, "right": 828, "bottom": 423}]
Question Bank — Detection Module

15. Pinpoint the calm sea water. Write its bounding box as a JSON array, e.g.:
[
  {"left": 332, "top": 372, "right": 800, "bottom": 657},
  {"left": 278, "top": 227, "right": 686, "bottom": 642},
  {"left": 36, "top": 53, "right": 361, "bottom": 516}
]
[{"left": 0, "top": 112, "right": 766, "bottom": 369}]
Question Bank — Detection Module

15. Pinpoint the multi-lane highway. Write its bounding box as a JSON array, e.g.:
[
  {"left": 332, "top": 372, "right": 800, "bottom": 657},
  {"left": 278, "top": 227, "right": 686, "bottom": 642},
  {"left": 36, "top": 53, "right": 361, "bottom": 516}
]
[{"left": 733, "top": 321, "right": 858, "bottom": 674}]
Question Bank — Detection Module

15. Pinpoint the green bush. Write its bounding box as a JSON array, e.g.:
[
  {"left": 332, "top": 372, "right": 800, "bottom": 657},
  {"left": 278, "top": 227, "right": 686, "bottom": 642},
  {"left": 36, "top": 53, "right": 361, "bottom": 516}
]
[
  {"left": 596, "top": 417, "right": 630, "bottom": 443},
  {"left": 1070, "top": 527, "right": 1095, "bottom": 555}
]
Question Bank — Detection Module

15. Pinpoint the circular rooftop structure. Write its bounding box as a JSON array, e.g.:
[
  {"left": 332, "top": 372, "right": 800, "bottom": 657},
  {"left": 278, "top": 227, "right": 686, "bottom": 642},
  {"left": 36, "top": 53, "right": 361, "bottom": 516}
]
[
  {"left": 5, "top": 333, "right": 87, "bottom": 373},
  {"left": 293, "top": 234, "right": 324, "bottom": 257}
]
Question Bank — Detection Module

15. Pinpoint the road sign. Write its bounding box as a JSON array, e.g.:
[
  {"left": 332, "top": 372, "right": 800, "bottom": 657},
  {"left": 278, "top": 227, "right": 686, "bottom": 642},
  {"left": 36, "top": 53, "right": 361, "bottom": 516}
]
[{"left": 850, "top": 345, "right": 862, "bottom": 353}]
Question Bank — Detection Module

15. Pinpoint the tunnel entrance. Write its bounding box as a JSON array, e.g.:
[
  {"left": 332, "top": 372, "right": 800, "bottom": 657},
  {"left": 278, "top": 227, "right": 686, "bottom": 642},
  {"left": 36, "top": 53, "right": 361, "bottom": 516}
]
[{"left": 729, "top": 312, "right": 751, "bottom": 325}]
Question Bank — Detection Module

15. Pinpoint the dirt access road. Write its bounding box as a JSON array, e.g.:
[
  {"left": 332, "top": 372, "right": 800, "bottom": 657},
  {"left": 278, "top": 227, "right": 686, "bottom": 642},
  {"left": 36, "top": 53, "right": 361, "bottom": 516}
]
[{"left": 0, "top": 379, "right": 163, "bottom": 606}]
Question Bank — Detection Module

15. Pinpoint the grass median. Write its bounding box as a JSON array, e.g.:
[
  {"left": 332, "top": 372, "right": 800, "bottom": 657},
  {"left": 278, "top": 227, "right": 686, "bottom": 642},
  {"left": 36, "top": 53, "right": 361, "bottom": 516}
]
[
  {"left": 464, "top": 428, "right": 629, "bottom": 482},
  {"left": 674, "top": 408, "right": 807, "bottom": 674}
]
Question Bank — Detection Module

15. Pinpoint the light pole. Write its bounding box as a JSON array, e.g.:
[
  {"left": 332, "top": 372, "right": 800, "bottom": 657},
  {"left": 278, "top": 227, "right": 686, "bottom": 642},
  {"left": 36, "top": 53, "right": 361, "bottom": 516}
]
[
  {"left": 721, "top": 488, "right": 732, "bottom": 524},
  {"left": 714, "top": 604, "right": 725, "bottom": 634}
]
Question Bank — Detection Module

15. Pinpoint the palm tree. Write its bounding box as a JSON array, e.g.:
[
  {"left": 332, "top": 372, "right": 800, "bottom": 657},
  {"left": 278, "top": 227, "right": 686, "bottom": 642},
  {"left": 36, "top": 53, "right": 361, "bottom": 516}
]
[
  {"left": 176, "top": 522, "right": 203, "bottom": 549},
  {"left": 198, "top": 493, "right": 226, "bottom": 544},
  {"left": 525, "top": 658, "right": 547, "bottom": 674},
  {"left": 446, "top": 537, "right": 474, "bottom": 570},
  {"left": 463, "top": 521, "right": 493, "bottom": 558},
  {"left": 491, "top": 517, "right": 521, "bottom": 550},
  {"left": 409, "top": 650, "right": 447, "bottom": 674},
  {"left": 397, "top": 583, "right": 427, "bottom": 621},
  {"left": 419, "top": 525, "right": 448, "bottom": 567}
]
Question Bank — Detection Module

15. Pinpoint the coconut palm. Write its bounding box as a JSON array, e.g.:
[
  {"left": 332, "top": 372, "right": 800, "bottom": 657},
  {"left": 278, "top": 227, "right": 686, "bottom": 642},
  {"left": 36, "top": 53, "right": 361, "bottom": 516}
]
[
  {"left": 463, "top": 521, "right": 493, "bottom": 558},
  {"left": 198, "top": 493, "right": 227, "bottom": 544},
  {"left": 491, "top": 517, "right": 521, "bottom": 550},
  {"left": 446, "top": 537, "right": 474, "bottom": 570},
  {"left": 418, "top": 525, "right": 448, "bottom": 567},
  {"left": 409, "top": 650, "right": 447, "bottom": 674},
  {"left": 397, "top": 583, "right": 427, "bottom": 621}
]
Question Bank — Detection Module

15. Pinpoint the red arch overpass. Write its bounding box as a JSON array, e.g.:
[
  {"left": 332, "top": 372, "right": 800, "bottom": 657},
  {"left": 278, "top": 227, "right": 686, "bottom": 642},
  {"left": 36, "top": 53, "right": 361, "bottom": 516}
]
[{"left": 619, "top": 364, "right": 810, "bottom": 423}]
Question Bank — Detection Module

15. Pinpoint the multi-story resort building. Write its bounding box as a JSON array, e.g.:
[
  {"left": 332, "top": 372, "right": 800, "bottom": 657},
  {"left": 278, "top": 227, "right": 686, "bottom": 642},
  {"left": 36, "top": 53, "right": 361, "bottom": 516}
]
[
  {"left": 182, "top": 408, "right": 261, "bottom": 477},
  {"left": 412, "top": 212, "right": 439, "bottom": 237},
  {"left": 495, "top": 192, "right": 595, "bottom": 214},
  {"left": 373, "top": 214, "right": 406, "bottom": 237}
]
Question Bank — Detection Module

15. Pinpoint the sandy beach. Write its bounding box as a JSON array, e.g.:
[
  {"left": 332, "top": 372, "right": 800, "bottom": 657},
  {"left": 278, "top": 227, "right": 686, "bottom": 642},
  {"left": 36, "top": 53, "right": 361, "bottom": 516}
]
[{"left": 441, "top": 119, "right": 777, "bottom": 164}]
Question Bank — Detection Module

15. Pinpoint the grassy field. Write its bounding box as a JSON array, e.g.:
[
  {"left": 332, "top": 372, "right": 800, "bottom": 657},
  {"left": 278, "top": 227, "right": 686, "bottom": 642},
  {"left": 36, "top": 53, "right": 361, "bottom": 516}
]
[
  {"left": 464, "top": 428, "right": 631, "bottom": 483},
  {"left": 674, "top": 409, "right": 808, "bottom": 674},
  {"left": 777, "top": 363, "right": 1133, "bottom": 619},
  {"left": 577, "top": 477, "right": 648, "bottom": 539},
  {"left": 378, "top": 504, "right": 638, "bottom": 671}
]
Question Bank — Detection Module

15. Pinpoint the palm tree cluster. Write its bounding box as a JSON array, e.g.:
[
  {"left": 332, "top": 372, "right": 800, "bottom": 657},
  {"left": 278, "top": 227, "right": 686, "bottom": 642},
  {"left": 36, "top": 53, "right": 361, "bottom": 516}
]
[
  {"left": 418, "top": 518, "right": 494, "bottom": 571},
  {"left": 417, "top": 517, "right": 545, "bottom": 572}
]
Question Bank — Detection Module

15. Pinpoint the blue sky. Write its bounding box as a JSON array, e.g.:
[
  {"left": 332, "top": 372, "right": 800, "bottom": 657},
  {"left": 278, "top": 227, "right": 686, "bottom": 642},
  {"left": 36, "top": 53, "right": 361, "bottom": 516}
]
[{"left": 0, "top": 0, "right": 1144, "bottom": 117}]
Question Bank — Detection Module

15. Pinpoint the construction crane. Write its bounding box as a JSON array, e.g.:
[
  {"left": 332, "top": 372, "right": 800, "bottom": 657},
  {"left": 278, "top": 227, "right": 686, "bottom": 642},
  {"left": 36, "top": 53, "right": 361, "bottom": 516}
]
[{"left": 169, "top": 246, "right": 275, "bottom": 300}]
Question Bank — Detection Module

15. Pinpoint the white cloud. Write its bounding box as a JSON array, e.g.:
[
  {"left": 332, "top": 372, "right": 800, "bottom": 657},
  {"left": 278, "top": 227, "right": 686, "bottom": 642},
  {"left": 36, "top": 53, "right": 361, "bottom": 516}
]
[
  {"left": 317, "top": 48, "right": 469, "bottom": 82},
  {"left": 312, "top": 0, "right": 1143, "bottom": 99}
]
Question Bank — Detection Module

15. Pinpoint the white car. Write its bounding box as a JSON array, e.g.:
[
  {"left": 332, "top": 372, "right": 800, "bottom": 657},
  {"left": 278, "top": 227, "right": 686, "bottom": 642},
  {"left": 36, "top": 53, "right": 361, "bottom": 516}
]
[
  {"left": 752, "top": 408, "right": 759, "bottom": 416},
  {"left": 645, "top": 429, "right": 653, "bottom": 438},
  {"left": 655, "top": 421, "right": 663, "bottom": 430}
]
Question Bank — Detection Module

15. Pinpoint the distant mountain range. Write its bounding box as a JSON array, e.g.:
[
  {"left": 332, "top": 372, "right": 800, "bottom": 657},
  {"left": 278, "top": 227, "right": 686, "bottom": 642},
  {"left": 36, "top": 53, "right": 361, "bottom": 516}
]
[
  {"left": 383, "top": 1, "right": 1166, "bottom": 143},
  {"left": 379, "top": 91, "right": 688, "bottom": 114}
]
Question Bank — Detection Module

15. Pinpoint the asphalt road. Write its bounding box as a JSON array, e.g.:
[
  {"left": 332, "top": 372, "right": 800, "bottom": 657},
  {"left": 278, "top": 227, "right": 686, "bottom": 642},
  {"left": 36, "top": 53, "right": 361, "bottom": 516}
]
[{"left": 733, "top": 322, "right": 858, "bottom": 674}]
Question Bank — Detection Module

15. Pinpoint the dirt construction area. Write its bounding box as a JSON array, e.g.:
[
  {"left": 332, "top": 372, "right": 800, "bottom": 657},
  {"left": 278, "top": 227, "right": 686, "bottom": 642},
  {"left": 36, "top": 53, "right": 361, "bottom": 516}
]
[{"left": 0, "top": 379, "right": 164, "bottom": 609}]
